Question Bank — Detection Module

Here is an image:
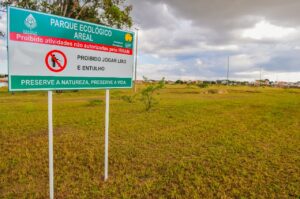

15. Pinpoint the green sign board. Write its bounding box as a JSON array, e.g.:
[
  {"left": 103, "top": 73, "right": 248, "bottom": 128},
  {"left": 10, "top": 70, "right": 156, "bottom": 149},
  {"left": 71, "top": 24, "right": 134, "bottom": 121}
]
[{"left": 8, "top": 7, "right": 135, "bottom": 91}]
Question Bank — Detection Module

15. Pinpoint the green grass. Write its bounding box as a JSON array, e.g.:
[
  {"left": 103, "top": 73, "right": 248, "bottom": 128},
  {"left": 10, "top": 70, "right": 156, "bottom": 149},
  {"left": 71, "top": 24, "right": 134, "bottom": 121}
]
[{"left": 0, "top": 85, "right": 299, "bottom": 198}]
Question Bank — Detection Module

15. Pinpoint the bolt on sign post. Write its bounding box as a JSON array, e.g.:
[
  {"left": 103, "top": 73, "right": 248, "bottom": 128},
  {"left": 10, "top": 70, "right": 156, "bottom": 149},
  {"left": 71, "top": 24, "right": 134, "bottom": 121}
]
[{"left": 7, "top": 6, "right": 135, "bottom": 198}]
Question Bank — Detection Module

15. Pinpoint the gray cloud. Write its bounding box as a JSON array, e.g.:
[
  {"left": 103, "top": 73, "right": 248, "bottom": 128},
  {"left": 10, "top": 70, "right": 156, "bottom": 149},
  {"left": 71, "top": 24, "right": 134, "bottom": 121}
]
[
  {"left": 144, "top": 0, "right": 300, "bottom": 28},
  {"left": 129, "top": 0, "right": 300, "bottom": 81}
]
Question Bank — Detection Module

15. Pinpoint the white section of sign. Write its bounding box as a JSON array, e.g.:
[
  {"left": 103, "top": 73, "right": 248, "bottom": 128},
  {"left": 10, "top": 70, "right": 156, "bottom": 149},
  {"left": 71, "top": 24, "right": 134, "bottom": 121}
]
[{"left": 9, "top": 41, "right": 133, "bottom": 78}]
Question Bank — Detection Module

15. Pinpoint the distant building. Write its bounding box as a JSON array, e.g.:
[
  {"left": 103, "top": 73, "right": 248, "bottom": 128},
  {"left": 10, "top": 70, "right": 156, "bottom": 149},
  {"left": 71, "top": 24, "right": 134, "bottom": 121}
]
[
  {"left": 0, "top": 77, "right": 8, "bottom": 87},
  {"left": 255, "top": 79, "right": 270, "bottom": 86},
  {"left": 275, "top": 81, "right": 288, "bottom": 87},
  {"left": 135, "top": 80, "right": 144, "bottom": 84},
  {"left": 166, "top": 80, "right": 175, "bottom": 84},
  {"left": 290, "top": 81, "right": 300, "bottom": 88}
]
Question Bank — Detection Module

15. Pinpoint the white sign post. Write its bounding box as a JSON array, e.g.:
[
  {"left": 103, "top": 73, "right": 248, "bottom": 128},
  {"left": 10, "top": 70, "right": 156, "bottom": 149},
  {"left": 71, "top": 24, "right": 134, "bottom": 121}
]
[
  {"left": 104, "top": 89, "right": 110, "bottom": 181},
  {"left": 48, "top": 91, "right": 54, "bottom": 199},
  {"left": 7, "top": 6, "right": 135, "bottom": 197}
]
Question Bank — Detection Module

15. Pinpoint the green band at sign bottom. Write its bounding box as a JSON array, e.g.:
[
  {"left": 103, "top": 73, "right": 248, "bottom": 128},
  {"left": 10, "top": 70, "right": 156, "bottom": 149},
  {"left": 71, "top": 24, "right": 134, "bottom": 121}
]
[{"left": 10, "top": 75, "right": 132, "bottom": 91}]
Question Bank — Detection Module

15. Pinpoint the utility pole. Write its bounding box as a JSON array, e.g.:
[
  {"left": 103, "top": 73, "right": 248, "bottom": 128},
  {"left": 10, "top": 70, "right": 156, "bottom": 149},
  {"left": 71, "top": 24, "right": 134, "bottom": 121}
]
[
  {"left": 134, "top": 28, "right": 139, "bottom": 92},
  {"left": 227, "top": 56, "right": 230, "bottom": 86},
  {"left": 260, "top": 66, "right": 262, "bottom": 86}
]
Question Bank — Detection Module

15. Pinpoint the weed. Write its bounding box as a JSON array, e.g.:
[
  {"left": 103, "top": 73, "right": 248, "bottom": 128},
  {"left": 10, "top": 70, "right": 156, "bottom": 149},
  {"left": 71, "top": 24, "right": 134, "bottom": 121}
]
[
  {"left": 87, "top": 99, "right": 103, "bottom": 106},
  {"left": 121, "top": 94, "right": 136, "bottom": 103}
]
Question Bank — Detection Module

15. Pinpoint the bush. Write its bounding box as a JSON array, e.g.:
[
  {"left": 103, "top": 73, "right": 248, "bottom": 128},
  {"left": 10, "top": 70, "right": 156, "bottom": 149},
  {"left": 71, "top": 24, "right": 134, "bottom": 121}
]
[
  {"left": 198, "top": 83, "right": 209, "bottom": 88},
  {"left": 140, "top": 77, "right": 165, "bottom": 111},
  {"left": 87, "top": 99, "right": 103, "bottom": 106},
  {"left": 175, "top": 80, "right": 184, "bottom": 84},
  {"left": 121, "top": 94, "right": 136, "bottom": 103}
]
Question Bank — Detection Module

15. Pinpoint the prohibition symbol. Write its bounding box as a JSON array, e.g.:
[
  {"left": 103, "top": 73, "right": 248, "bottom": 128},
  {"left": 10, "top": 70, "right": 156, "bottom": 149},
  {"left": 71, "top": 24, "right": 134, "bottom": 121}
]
[{"left": 45, "top": 50, "right": 67, "bottom": 72}]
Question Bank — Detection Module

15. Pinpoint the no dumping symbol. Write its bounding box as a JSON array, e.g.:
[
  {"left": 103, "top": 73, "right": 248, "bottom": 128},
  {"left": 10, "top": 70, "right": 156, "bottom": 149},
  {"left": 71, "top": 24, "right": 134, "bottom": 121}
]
[{"left": 45, "top": 50, "right": 67, "bottom": 72}]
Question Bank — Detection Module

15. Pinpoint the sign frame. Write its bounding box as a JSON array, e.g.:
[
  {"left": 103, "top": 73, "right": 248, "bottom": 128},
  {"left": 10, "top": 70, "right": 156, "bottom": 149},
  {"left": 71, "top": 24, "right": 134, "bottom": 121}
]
[{"left": 7, "top": 6, "right": 135, "bottom": 92}]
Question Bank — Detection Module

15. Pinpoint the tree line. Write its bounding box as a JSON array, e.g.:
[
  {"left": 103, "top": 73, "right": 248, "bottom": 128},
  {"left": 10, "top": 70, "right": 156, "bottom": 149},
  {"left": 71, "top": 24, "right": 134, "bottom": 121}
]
[{"left": 0, "top": 0, "right": 133, "bottom": 38}]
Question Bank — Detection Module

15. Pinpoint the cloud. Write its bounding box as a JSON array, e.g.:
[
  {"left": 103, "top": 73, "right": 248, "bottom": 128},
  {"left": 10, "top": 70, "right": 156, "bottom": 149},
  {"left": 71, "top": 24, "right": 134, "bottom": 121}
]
[
  {"left": 242, "top": 20, "right": 296, "bottom": 40},
  {"left": 129, "top": 0, "right": 300, "bottom": 81},
  {"left": 263, "top": 50, "right": 300, "bottom": 72},
  {"left": 142, "top": 0, "right": 300, "bottom": 28}
]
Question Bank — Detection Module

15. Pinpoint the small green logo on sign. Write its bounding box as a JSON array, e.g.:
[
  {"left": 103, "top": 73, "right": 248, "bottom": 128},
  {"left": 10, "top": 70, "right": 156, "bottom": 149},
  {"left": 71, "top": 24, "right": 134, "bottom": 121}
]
[{"left": 24, "top": 14, "right": 37, "bottom": 30}]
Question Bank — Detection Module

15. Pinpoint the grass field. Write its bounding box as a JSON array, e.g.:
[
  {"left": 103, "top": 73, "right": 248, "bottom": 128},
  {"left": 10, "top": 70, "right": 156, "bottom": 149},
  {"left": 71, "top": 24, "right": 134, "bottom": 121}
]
[{"left": 0, "top": 85, "right": 299, "bottom": 198}]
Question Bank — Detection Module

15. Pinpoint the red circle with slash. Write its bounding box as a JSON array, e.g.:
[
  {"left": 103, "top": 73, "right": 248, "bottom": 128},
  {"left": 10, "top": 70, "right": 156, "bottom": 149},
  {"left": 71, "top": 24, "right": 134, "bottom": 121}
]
[{"left": 45, "top": 50, "right": 67, "bottom": 72}]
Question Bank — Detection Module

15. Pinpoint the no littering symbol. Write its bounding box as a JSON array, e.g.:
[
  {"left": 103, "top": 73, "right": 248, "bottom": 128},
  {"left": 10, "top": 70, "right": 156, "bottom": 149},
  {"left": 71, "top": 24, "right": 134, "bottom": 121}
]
[{"left": 45, "top": 50, "right": 67, "bottom": 72}]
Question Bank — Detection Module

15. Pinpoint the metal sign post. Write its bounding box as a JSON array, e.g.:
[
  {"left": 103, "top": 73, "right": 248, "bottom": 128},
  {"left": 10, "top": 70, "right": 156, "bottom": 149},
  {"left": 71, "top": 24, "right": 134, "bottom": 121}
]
[
  {"left": 104, "top": 89, "right": 110, "bottom": 181},
  {"left": 134, "top": 28, "right": 139, "bottom": 93},
  {"left": 48, "top": 91, "right": 54, "bottom": 199}
]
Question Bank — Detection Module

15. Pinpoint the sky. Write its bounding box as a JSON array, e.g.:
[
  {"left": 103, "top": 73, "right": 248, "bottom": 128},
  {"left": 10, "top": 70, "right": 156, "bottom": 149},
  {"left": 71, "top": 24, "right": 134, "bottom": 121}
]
[
  {"left": 1, "top": 1, "right": 300, "bottom": 82},
  {"left": 127, "top": 0, "right": 300, "bottom": 82},
  {"left": 0, "top": 10, "right": 7, "bottom": 75}
]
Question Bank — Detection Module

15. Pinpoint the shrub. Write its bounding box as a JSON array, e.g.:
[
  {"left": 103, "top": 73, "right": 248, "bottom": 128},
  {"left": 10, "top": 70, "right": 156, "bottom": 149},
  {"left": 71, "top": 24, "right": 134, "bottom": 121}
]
[
  {"left": 121, "top": 94, "right": 136, "bottom": 103},
  {"left": 87, "top": 99, "right": 103, "bottom": 106},
  {"left": 140, "top": 77, "right": 165, "bottom": 111},
  {"left": 175, "top": 80, "right": 184, "bottom": 84},
  {"left": 198, "top": 83, "right": 209, "bottom": 88}
]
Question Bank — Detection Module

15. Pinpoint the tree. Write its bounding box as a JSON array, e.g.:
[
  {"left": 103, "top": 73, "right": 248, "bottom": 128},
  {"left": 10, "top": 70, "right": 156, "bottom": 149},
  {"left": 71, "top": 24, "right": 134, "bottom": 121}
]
[
  {"left": 0, "top": 0, "right": 132, "bottom": 29},
  {"left": 0, "top": 12, "right": 4, "bottom": 37},
  {"left": 175, "top": 80, "right": 184, "bottom": 84}
]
